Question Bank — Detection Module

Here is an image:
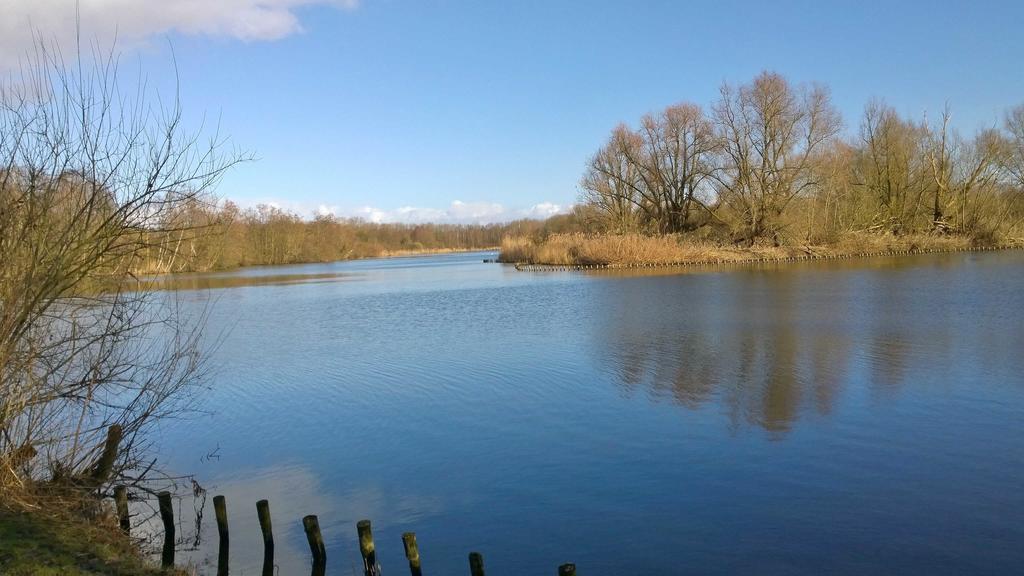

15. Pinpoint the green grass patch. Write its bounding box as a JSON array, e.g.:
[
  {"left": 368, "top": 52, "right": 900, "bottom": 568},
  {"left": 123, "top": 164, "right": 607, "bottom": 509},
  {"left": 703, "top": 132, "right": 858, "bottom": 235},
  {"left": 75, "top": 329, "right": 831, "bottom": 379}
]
[{"left": 0, "top": 506, "right": 172, "bottom": 576}]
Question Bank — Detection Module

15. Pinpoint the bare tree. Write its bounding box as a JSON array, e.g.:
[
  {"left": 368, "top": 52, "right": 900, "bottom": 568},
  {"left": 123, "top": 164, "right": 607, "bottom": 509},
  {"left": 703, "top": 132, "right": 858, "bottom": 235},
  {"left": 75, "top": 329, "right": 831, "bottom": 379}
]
[
  {"left": 581, "top": 103, "right": 719, "bottom": 234},
  {"left": 634, "top": 103, "right": 719, "bottom": 232},
  {"left": 804, "top": 139, "right": 857, "bottom": 242},
  {"left": 574, "top": 73, "right": 1024, "bottom": 248},
  {"left": 0, "top": 38, "right": 244, "bottom": 497},
  {"left": 925, "top": 108, "right": 1006, "bottom": 234},
  {"left": 712, "top": 71, "right": 842, "bottom": 245},
  {"left": 1003, "top": 104, "right": 1024, "bottom": 188},
  {"left": 997, "top": 104, "right": 1024, "bottom": 237},
  {"left": 854, "top": 100, "right": 931, "bottom": 233},
  {"left": 581, "top": 125, "right": 645, "bottom": 232},
  {"left": 925, "top": 107, "right": 955, "bottom": 231}
]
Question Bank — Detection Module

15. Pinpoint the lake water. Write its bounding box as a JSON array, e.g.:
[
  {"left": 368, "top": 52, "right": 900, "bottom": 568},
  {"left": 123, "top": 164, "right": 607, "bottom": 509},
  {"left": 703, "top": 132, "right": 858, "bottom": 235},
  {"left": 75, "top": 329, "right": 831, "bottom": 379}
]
[{"left": 158, "top": 250, "right": 1024, "bottom": 575}]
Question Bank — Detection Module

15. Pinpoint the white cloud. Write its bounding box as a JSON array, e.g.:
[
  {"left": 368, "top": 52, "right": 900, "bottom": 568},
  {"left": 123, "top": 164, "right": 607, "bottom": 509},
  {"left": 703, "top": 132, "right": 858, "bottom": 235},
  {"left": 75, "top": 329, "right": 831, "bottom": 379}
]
[
  {"left": 0, "top": 0, "right": 359, "bottom": 70},
  {"left": 523, "top": 201, "right": 567, "bottom": 219},
  {"left": 342, "top": 200, "right": 571, "bottom": 224},
  {"left": 315, "top": 203, "right": 340, "bottom": 217},
  {"left": 239, "top": 198, "right": 571, "bottom": 224}
]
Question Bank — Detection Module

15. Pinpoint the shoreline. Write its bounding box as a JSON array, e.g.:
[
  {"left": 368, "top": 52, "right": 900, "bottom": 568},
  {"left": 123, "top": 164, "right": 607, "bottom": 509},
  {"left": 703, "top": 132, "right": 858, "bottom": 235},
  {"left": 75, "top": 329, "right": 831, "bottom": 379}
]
[
  {"left": 0, "top": 497, "right": 181, "bottom": 576},
  {"left": 136, "top": 246, "right": 499, "bottom": 277},
  {"left": 371, "top": 246, "right": 498, "bottom": 259}
]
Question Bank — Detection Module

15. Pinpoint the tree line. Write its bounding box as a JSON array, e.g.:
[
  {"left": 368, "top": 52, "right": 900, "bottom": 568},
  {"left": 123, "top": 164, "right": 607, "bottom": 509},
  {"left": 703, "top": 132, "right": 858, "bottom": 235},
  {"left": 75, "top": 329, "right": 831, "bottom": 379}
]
[
  {"left": 579, "top": 71, "right": 1024, "bottom": 245},
  {"left": 136, "top": 201, "right": 579, "bottom": 273}
]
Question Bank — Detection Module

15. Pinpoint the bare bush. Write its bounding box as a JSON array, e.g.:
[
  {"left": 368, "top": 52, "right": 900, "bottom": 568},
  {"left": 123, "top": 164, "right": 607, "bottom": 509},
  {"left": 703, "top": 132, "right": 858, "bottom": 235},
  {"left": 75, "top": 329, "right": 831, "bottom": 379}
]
[{"left": 0, "top": 39, "right": 242, "bottom": 498}]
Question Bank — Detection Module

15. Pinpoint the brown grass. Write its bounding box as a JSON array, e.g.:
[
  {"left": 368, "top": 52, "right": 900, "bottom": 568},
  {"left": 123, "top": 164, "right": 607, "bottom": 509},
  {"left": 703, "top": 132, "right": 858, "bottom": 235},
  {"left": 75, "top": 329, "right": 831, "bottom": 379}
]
[
  {"left": 376, "top": 246, "right": 499, "bottom": 258},
  {"left": 498, "top": 236, "right": 537, "bottom": 263},
  {"left": 500, "top": 232, "right": 988, "bottom": 267}
]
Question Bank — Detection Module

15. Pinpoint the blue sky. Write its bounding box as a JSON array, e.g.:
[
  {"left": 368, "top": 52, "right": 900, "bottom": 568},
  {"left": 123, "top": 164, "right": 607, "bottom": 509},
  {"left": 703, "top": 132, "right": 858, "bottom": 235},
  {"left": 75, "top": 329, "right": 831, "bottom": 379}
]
[{"left": 3, "top": 0, "right": 1023, "bottom": 222}]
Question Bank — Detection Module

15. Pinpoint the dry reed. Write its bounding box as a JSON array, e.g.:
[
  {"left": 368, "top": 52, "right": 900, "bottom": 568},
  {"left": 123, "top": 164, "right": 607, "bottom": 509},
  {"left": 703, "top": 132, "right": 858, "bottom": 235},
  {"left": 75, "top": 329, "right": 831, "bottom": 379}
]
[{"left": 500, "top": 232, "right": 985, "bottom": 267}]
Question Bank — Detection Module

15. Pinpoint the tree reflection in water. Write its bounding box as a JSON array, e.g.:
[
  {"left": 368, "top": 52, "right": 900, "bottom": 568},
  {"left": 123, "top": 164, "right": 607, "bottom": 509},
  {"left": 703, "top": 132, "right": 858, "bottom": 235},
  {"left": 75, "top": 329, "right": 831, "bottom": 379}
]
[{"left": 588, "top": 257, "right": 996, "bottom": 438}]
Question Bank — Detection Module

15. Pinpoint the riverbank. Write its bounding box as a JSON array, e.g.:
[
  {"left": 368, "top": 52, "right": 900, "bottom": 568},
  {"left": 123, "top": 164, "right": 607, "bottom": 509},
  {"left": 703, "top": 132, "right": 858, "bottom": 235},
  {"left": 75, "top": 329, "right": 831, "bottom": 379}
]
[
  {"left": 133, "top": 245, "right": 499, "bottom": 276},
  {"left": 499, "top": 232, "right": 1022, "bottom": 268},
  {"left": 0, "top": 489, "right": 179, "bottom": 576},
  {"left": 367, "top": 245, "right": 498, "bottom": 259}
]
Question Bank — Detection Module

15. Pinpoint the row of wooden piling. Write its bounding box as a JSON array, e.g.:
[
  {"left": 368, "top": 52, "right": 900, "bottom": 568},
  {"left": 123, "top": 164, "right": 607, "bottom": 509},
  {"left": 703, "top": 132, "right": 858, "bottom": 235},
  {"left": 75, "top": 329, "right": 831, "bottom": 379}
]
[
  {"left": 512, "top": 243, "right": 1023, "bottom": 272},
  {"left": 114, "top": 489, "right": 578, "bottom": 575}
]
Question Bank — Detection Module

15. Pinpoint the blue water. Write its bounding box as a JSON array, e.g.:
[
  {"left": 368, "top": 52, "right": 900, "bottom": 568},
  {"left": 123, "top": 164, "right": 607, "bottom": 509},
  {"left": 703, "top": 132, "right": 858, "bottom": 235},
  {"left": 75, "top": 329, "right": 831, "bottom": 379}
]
[{"left": 158, "top": 250, "right": 1024, "bottom": 575}]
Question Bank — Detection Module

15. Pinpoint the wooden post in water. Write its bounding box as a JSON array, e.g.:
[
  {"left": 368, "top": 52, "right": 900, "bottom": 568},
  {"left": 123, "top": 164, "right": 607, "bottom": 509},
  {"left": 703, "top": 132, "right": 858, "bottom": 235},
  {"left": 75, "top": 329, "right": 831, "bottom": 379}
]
[
  {"left": 402, "top": 532, "right": 422, "bottom": 576},
  {"left": 558, "top": 563, "right": 577, "bottom": 576},
  {"left": 357, "top": 519, "right": 381, "bottom": 576},
  {"left": 303, "top": 515, "right": 327, "bottom": 569},
  {"left": 256, "top": 499, "right": 274, "bottom": 576},
  {"left": 91, "top": 424, "right": 122, "bottom": 485},
  {"left": 213, "top": 495, "right": 229, "bottom": 576},
  {"left": 113, "top": 485, "right": 130, "bottom": 533},
  {"left": 157, "top": 491, "right": 175, "bottom": 568},
  {"left": 468, "top": 552, "right": 485, "bottom": 576}
]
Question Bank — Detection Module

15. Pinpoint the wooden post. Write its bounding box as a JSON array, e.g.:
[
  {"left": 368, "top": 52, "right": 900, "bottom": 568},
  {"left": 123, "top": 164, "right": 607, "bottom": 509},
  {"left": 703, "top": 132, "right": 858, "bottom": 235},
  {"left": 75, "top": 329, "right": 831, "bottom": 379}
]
[
  {"left": 113, "top": 485, "right": 130, "bottom": 533},
  {"left": 303, "top": 515, "right": 327, "bottom": 568},
  {"left": 91, "top": 424, "right": 123, "bottom": 485},
  {"left": 357, "top": 519, "right": 381, "bottom": 576},
  {"left": 402, "top": 532, "right": 422, "bottom": 576},
  {"left": 468, "top": 552, "right": 485, "bottom": 576},
  {"left": 257, "top": 499, "right": 274, "bottom": 576},
  {"left": 558, "top": 563, "right": 577, "bottom": 576},
  {"left": 157, "top": 491, "right": 175, "bottom": 568},
  {"left": 213, "top": 495, "right": 229, "bottom": 576}
]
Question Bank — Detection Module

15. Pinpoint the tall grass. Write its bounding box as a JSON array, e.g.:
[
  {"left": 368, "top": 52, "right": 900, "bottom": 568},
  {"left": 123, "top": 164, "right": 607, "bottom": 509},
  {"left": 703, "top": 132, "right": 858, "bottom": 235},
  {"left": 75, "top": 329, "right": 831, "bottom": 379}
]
[
  {"left": 498, "top": 236, "right": 538, "bottom": 263},
  {"left": 499, "top": 232, "right": 986, "bottom": 266}
]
